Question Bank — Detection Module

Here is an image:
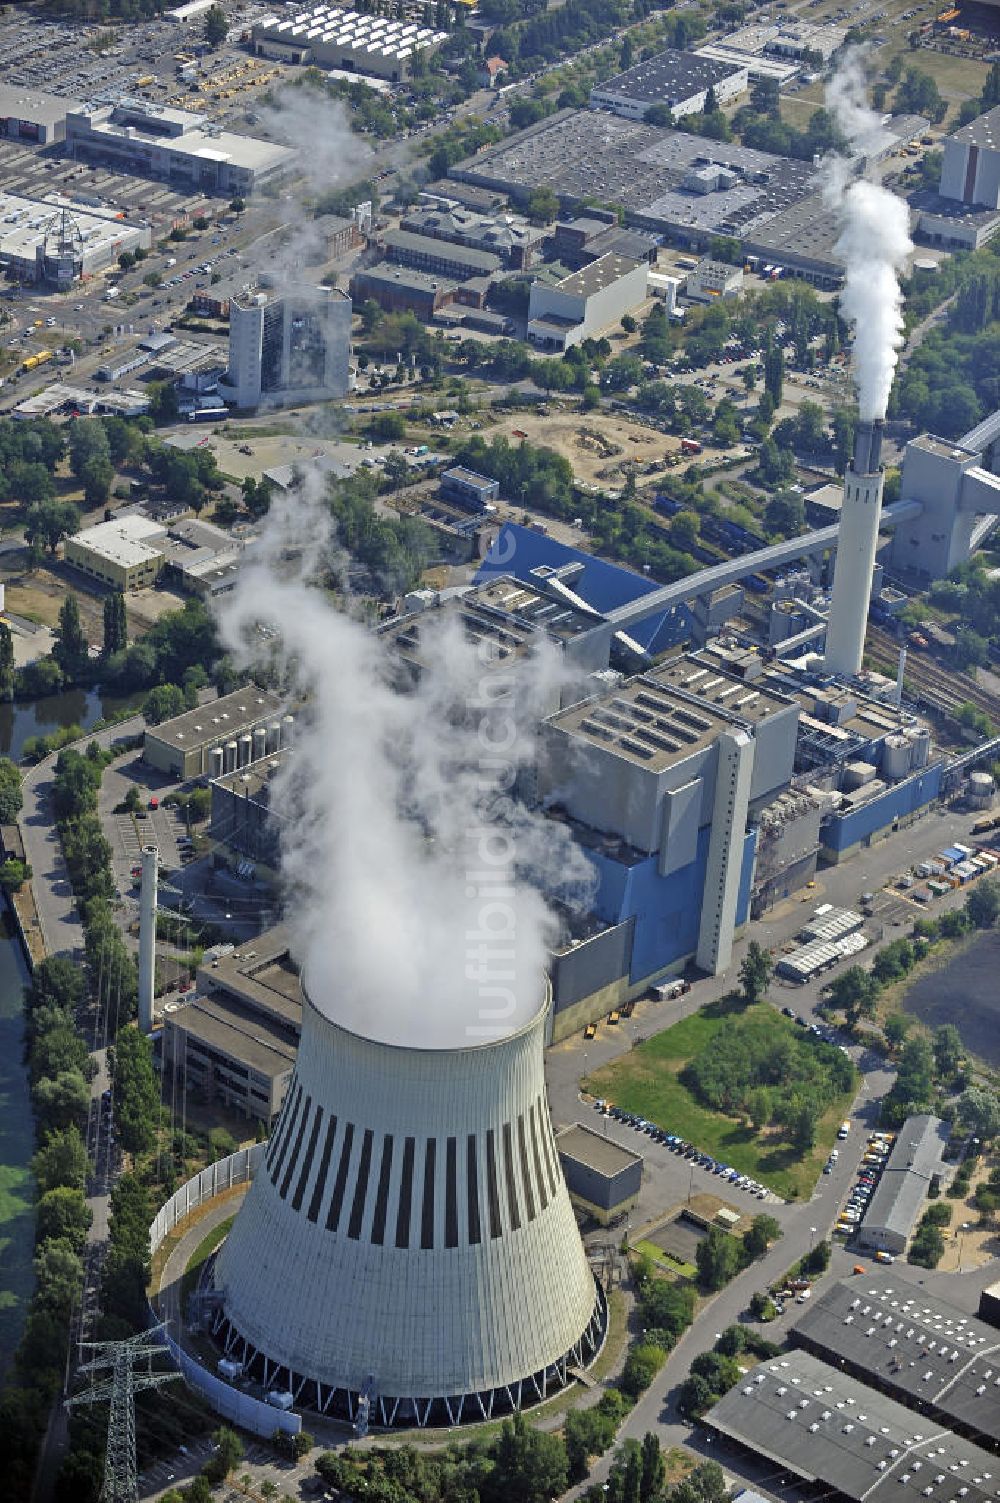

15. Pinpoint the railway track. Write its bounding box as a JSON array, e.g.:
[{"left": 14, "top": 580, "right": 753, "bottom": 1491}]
[{"left": 866, "top": 625, "right": 1000, "bottom": 721}]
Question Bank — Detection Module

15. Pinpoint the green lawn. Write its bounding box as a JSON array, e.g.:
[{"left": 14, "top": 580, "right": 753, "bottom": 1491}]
[
  {"left": 181, "top": 1214, "right": 235, "bottom": 1308},
  {"left": 584, "top": 999, "right": 855, "bottom": 1201},
  {"left": 635, "top": 1239, "right": 697, "bottom": 1280}
]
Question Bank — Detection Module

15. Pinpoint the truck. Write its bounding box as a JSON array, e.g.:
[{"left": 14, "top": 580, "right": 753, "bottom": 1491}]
[
  {"left": 652, "top": 978, "right": 691, "bottom": 1001},
  {"left": 680, "top": 437, "right": 703, "bottom": 455}
]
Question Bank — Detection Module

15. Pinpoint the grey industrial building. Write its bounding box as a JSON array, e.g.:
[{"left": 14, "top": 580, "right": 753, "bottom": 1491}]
[
  {"left": 383, "top": 228, "right": 502, "bottom": 282},
  {"left": 161, "top": 927, "right": 300, "bottom": 1124},
  {"left": 453, "top": 108, "right": 924, "bottom": 285},
  {"left": 0, "top": 192, "right": 150, "bottom": 286},
  {"left": 0, "top": 85, "right": 81, "bottom": 144},
  {"left": 793, "top": 1274, "right": 1000, "bottom": 1449},
  {"left": 142, "top": 685, "right": 286, "bottom": 780},
  {"left": 890, "top": 433, "right": 1000, "bottom": 581},
  {"left": 401, "top": 205, "right": 546, "bottom": 270},
  {"left": 590, "top": 48, "right": 748, "bottom": 122},
  {"left": 705, "top": 1349, "right": 1000, "bottom": 1503},
  {"left": 350, "top": 263, "right": 460, "bottom": 318},
  {"left": 64, "top": 100, "right": 295, "bottom": 196},
  {"left": 856, "top": 1114, "right": 949, "bottom": 1255},
  {"left": 210, "top": 754, "right": 284, "bottom": 873},
  {"left": 555, "top": 1123, "right": 643, "bottom": 1225}
]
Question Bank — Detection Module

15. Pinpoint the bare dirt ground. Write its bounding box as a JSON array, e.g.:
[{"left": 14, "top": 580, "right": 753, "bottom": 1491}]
[
  {"left": 484, "top": 407, "right": 731, "bottom": 488},
  {"left": 935, "top": 1160, "right": 1000, "bottom": 1272},
  {"left": 2, "top": 561, "right": 185, "bottom": 639}
]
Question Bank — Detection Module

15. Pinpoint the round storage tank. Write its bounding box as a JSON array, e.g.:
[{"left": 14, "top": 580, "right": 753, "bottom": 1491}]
[
  {"left": 906, "top": 725, "right": 931, "bottom": 769},
  {"left": 224, "top": 740, "right": 238, "bottom": 773},
  {"left": 209, "top": 746, "right": 224, "bottom": 780},
  {"left": 238, "top": 733, "right": 253, "bottom": 768},
  {"left": 266, "top": 722, "right": 281, "bottom": 754},
  {"left": 969, "top": 770, "right": 994, "bottom": 809},
  {"left": 881, "top": 734, "right": 911, "bottom": 782},
  {"left": 253, "top": 725, "right": 267, "bottom": 761},
  {"left": 282, "top": 713, "right": 294, "bottom": 744}
]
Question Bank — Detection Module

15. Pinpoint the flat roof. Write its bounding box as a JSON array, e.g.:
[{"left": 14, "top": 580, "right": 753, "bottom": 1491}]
[
  {"left": 706, "top": 1348, "right": 1000, "bottom": 1503},
  {"left": 213, "top": 752, "right": 283, "bottom": 802},
  {"left": 949, "top": 103, "right": 1000, "bottom": 151},
  {"left": 353, "top": 263, "right": 460, "bottom": 295},
  {"left": 196, "top": 923, "right": 302, "bottom": 1030},
  {"left": 555, "top": 1123, "right": 643, "bottom": 1178},
  {"left": 0, "top": 85, "right": 82, "bottom": 128},
  {"left": 592, "top": 47, "right": 745, "bottom": 106},
  {"left": 379, "top": 575, "right": 603, "bottom": 667},
  {"left": 145, "top": 684, "right": 284, "bottom": 754},
  {"left": 167, "top": 992, "right": 297, "bottom": 1080},
  {"left": 861, "top": 1115, "right": 948, "bottom": 1240},
  {"left": 70, "top": 514, "right": 165, "bottom": 568},
  {"left": 552, "top": 252, "right": 643, "bottom": 297},
  {"left": 385, "top": 227, "right": 501, "bottom": 273},
  {"left": 794, "top": 1274, "right": 1000, "bottom": 1446}
]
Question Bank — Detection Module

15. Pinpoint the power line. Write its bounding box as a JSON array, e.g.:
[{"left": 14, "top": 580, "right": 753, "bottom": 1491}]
[{"left": 66, "top": 1329, "right": 179, "bottom": 1503}]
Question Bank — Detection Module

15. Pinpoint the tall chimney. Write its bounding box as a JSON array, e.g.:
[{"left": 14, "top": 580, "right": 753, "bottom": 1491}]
[
  {"left": 824, "top": 420, "right": 887, "bottom": 678},
  {"left": 138, "top": 843, "right": 158, "bottom": 1035}
]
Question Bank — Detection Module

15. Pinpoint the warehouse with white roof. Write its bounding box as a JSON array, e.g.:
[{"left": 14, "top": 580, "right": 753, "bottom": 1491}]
[{"left": 252, "top": 5, "right": 448, "bottom": 82}]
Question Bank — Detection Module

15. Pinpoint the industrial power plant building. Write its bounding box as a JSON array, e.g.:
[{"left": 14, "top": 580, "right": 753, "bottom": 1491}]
[
  {"left": 252, "top": 5, "right": 448, "bottom": 82},
  {"left": 142, "top": 685, "right": 287, "bottom": 779},
  {"left": 212, "top": 981, "right": 606, "bottom": 1425},
  {"left": 224, "top": 284, "right": 352, "bottom": 411},
  {"left": 64, "top": 101, "right": 296, "bottom": 196},
  {"left": 527, "top": 254, "right": 649, "bottom": 350}
]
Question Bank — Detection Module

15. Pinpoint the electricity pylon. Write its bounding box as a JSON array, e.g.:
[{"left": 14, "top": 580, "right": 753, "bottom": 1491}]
[{"left": 66, "top": 1328, "right": 179, "bottom": 1503}]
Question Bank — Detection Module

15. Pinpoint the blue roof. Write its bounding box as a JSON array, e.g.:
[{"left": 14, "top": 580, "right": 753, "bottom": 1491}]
[{"left": 474, "top": 523, "right": 692, "bottom": 654}]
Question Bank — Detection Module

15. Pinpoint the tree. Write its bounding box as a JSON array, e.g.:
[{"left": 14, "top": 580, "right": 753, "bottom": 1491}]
[
  {"left": 884, "top": 1013, "right": 911, "bottom": 1049},
  {"left": 488, "top": 1412, "right": 568, "bottom": 1503},
  {"left": 621, "top": 314, "right": 637, "bottom": 335},
  {"left": 749, "top": 1289, "right": 776, "bottom": 1320},
  {"left": 33, "top": 1236, "right": 83, "bottom": 1315},
  {"left": 112, "top": 1027, "right": 160, "bottom": 1155},
  {"left": 143, "top": 683, "right": 187, "bottom": 726},
  {"left": 763, "top": 336, "right": 784, "bottom": 405},
  {"left": 0, "top": 757, "right": 23, "bottom": 822},
  {"left": 53, "top": 594, "right": 89, "bottom": 681},
  {"left": 764, "top": 487, "right": 805, "bottom": 537},
  {"left": 640, "top": 1433, "right": 664, "bottom": 1503},
  {"left": 696, "top": 1226, "right": 740, "bottom": 1290},
  {"left": 34, "top": 1069, "right": 90, "bottom": 1135},
  {"left": 24, "top": 497, "right": 79, "bottom": 557},
  {"left": 739, "top": 940, "right": 772, "bottom": 1004},
  {"left": 204, "top": 1428, "right": 244, "bottom": 1484},
  {"left": 0, "top": 621, "right": 13, "bottom": 702},
  {"left": 742, "top": 1213, "right": 781, "bottom": 1261},
  {"left": 958, "top": 1086, "right": 1000, "bottom": 1140},
  {"left": 827, "top": 964, "right": 879, "bottom": 1027},
  {"left": 36, "top": 1186, "right": 92, "bottom": 1252},
  {"left": 933, "top": 1024, "right": 964, "bottom": 1081},
  {"left": 32, "top": 1125, "right": 88, "bottom": 1194},
  {"left": 966, "top": 877, "right": 1000, "bottom": 929},
  {"left": 103, "top": 591, "right": 127, "bottom": 658},
  {"left": 621, "top": 1343, "right": 665, "bottom": 1399},
  {"left": 747, "top": 1084, "right": 772, "bottom": 1130},
  {"left": 525, "top": 187, "right": 559, "bottom": 224}
]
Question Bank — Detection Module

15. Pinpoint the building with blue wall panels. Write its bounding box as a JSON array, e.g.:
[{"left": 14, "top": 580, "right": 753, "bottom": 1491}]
[
  {"left": 476, "top": 522, "right": 693, "bottom": 656},
  {"left": 820, "top": 763, "right": 943, "bottom": 862}
]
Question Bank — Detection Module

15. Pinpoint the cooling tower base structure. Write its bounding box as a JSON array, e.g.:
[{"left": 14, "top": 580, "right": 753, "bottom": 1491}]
[
  {"left": 211, "top": 981, "right": 607, "bottom": 1428},
  {"left": 824, "top": 419, "right": 886, "bottom": 679}
]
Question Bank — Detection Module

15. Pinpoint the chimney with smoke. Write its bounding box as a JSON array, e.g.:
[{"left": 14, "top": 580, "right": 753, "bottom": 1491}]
[{"left": 823, "top": 55, "right": 912, "bottom": 678}]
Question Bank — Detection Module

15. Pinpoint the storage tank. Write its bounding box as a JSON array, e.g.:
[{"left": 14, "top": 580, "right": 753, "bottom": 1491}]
[
  {"left": 281, "top": 713, "right": 294, "bottom": 744},
  {"left": 209, "top": 746, "right": 224, "bottom": 780},
  {"left": 224, "top": 740, "right": 238, "bottom": 773},
  {"left": 969, "top": 770, "right": 995, "bottom": 810},
  {"left": 266, "top": 721, "right": 281, "bottom": 754},
  {"left": 881, "top": 734, "right": 912, "bottom": 782},
  {"left": 253, "top": 725, "right": 267, "bottom": 762},
  {"left": 842, "top": 760, "right": 877, "bottom": 791},
  {"left": 906, "top": 725, "right": 931, "bottom": 769},
  {"left": 238, "top": 733, "right": 253, "bottom": 768}
]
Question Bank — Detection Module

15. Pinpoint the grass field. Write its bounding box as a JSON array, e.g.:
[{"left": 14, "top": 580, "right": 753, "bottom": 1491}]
[
  {"left": 635, "top": 1239, "right": 697, "bottom": 1280},
  {"left": 584, "top": 999, "right": 856, "bottom": 1201},
  {"left": 181, "top": 1214, "right": 235, "bottom": 1308}
]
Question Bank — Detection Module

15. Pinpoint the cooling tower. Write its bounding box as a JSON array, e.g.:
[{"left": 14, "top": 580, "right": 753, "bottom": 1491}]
[
  {"left": 212, "top": 980, "right": 606, "bottom": 1427},
  {"left": 824, "top": 419, "right": 886, "bottom": 678}
]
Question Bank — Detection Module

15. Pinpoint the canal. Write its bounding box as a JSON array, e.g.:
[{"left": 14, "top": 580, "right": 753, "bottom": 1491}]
[{"left": 0, "top": 685, "right": 133, "bottom": 763}]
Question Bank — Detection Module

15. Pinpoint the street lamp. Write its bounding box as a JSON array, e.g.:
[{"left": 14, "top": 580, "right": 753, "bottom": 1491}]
[{"left": 809, "top": 1225, "right": 817, "bottom": 1250}]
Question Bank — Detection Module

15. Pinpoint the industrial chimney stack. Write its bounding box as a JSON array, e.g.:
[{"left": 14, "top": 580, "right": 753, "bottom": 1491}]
[{"left": 824, "top": 418, "right": 886, "bottom": 678}]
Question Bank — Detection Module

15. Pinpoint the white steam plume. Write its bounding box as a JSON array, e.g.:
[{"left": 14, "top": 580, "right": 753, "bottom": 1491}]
[
  {"left": 218, "top": 478, "right": 596, "bottom": 1050},
  {"left": 825, "top": 51, "right": 913, "bottom": 422}
]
